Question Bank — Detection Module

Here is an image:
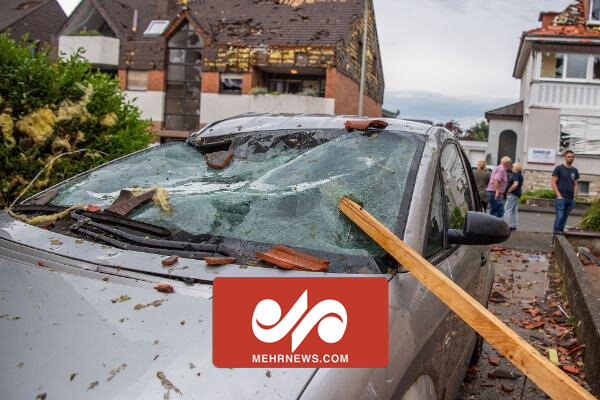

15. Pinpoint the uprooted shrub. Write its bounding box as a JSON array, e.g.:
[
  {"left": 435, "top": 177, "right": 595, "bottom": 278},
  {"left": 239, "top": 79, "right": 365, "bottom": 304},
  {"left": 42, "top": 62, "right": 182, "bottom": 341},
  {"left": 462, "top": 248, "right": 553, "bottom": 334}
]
[
  {"left": 0, "top": 33, "right": 152, "bottom": 207},
  {"left": 581, "top": 198, "right": 600, "bottom": 232}
]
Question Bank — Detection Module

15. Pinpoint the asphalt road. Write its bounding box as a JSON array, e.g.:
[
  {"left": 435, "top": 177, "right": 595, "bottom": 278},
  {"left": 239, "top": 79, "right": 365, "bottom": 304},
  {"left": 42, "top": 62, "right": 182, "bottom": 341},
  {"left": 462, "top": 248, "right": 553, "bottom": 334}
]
[{"left": 516, "top": 210, "right": 581, "bottom": 234}]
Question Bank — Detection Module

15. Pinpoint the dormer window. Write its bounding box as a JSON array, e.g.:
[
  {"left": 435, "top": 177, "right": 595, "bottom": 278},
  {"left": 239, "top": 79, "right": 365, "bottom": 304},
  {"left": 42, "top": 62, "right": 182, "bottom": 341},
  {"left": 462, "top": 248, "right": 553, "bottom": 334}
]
[{"left": 591, "top": 0, "right": 600, "bottom": 22}]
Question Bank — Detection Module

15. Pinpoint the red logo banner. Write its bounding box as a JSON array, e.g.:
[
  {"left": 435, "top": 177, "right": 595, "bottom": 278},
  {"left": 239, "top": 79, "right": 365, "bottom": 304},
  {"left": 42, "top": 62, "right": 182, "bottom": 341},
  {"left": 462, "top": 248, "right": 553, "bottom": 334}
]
[{"left": 213, "top": 277, "right": 388, "bottom": 368}]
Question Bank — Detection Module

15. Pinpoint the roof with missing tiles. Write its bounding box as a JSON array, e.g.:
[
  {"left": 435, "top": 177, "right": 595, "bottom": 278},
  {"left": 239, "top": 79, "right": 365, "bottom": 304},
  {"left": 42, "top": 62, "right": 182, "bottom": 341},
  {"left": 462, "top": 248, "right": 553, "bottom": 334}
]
[{"left": 528, "top": 0, "right": 600, "bottom": 38}]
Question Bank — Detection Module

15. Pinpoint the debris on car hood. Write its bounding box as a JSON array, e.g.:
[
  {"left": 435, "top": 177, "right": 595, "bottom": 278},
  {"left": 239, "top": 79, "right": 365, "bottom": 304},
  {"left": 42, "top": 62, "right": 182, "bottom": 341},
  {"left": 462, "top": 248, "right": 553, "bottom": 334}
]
[
  {"left": 204, "top": 151, "right": 234, "bottom": 169},
  {"left": 7, "top": 204, "right": 83, "bottom": 226},
  {"left": 204, "top": 256, "right": 236, "bottom": 266},
  {"left": 256, "top": 245, "right": 329, "bottom": 272},
  {"left": 344, "top": 119, "right": 388, "bottom": 132},
  {"left": 105, "top": 186, "right": 173, "bottom": 217}
]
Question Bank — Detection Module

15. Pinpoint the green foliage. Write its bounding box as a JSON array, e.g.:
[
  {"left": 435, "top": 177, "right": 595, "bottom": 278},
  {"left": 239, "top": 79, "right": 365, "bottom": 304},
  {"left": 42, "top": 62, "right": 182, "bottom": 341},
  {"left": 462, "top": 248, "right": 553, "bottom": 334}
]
[
  {"left": 581, "top": 198, "right": 600, "bottom": 231},
  {"left": 66, "top": 30, "right": 101, "bottom": 37},
  {"left": 249, "top": 86, "right": 268, "bottom": 95},
  {"left": 464, "top": 120, "right": 489, "bottom": 141},
  {"left": 519, "top": 189, "right": 556, "bottom": 204},
  {"left": 0, "top": 33, "right": 151, "bottom": 207}
]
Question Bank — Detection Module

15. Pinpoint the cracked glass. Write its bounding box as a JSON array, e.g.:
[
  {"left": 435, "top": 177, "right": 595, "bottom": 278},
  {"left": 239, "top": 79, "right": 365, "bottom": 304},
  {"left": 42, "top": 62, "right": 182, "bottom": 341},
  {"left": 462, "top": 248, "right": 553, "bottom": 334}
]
[{"left": 51, "top": 129, "right": 422, "bottom": 259}]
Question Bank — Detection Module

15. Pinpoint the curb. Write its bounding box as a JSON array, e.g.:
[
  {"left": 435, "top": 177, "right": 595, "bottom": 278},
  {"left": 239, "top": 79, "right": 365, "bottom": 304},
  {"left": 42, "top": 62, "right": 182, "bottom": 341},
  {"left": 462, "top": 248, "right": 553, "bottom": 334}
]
[
  {"left": 555, "top": 235, "right": 600, "bottom": 396},
  {"left": 519, "top": 205, "right": 586, "bottom": 216}
]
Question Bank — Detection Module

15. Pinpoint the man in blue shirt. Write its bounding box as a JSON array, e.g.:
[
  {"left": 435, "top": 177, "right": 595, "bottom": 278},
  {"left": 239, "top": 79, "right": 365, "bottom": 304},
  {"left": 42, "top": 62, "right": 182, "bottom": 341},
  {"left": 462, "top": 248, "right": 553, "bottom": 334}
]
[
  {"left": 504, "top": 163, "right": 523, "bottom": 231},
  {"left": 551, "top": 150, "right": 579, "bottom": 234}
]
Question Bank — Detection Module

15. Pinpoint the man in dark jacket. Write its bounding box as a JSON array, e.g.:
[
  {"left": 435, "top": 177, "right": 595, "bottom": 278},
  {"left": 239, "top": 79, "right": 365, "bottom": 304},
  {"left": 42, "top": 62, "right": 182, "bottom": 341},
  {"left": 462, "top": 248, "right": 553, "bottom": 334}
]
[{"left": 551, "top": 150, "right": 579, "bottom": 234}]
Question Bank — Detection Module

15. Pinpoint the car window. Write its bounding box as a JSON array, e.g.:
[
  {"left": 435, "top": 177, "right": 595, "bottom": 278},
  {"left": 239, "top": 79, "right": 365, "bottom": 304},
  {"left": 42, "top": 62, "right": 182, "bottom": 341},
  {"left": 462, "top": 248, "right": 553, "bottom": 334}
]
[
  {"left": 440, "top": 143, "right": 473, "bottom": 231},
  {"left": 423, "top": 172, "right": 445, "bottom": 258},
  {"left": 50, "top": 129, "right": 423, "bottom": 261}
]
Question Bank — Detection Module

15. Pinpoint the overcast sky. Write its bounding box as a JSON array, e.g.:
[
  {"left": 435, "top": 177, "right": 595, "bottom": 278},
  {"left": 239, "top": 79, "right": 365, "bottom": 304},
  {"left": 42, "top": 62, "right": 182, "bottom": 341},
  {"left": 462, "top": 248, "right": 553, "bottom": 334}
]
[{"left": 57, "top": 0, "right": 568, "bottom": 128}]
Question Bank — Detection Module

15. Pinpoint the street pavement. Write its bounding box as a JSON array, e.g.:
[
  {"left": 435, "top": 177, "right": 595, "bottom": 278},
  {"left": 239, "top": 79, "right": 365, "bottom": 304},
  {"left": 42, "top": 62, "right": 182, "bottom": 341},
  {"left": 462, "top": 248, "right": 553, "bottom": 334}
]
[{"left": 457, "top": 247, "right": 591, "bottom": 399}]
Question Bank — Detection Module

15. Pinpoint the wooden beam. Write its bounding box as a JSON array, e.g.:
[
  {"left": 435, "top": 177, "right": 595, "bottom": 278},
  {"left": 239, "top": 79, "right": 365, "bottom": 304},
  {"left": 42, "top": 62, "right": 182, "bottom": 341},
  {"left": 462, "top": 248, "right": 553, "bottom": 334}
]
[{"left": 338, "top": 197, "right": 595, "bottom": 400}]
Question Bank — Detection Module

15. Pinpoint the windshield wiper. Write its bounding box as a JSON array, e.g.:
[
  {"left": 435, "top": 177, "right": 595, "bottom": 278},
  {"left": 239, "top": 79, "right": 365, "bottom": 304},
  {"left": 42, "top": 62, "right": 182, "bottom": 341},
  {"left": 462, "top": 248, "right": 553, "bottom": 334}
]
[
  {"left": 12, "top": 204, "right": 171, "bottom": 237},
  {"left": 69, "top": 212, "right": 234, "bottom": 259}
]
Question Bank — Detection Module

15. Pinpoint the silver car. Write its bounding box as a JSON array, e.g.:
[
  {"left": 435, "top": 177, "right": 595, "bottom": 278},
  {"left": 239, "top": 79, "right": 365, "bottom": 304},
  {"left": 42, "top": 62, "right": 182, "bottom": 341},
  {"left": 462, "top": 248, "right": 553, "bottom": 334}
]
[{"left": 0, "top": 114, "right": 508, "bottom": 399}]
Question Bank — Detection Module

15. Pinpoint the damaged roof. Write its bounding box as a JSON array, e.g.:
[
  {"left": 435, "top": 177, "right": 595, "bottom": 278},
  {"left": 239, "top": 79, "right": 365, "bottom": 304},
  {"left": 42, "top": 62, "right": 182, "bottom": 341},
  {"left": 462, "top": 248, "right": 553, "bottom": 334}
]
[
  {"left": 514, "top": 0, "right": 600, "bottom": 78},
  {"left": 63, "top": 0, "right": 366, "bottom": 67},
  {"left": 528, "top": 0, "right": 600, "bottom": 38}
]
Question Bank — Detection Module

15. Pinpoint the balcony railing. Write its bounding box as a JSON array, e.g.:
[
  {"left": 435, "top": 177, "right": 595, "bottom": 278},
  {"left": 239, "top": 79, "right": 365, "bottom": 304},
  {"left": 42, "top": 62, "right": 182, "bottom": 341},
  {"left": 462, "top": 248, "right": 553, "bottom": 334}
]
[
  {"left": 58, "top": 36, "right": 120, "bottom": 67},
  {"left": 529, "top": 81, "right": 600, "bottom": 111},
  {"left": 200, "top": 93, "right": 335, "bottom": 124}
]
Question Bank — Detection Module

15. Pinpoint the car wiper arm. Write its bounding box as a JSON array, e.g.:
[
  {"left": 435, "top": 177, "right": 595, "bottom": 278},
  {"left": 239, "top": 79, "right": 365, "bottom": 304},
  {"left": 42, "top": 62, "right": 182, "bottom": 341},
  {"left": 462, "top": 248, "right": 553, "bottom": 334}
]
[
  {"left": 12, "top": 204, "right": 171, "bottom": 237},
  {"left": 69, "top": 212, "right": 234, "bottom": 259}
]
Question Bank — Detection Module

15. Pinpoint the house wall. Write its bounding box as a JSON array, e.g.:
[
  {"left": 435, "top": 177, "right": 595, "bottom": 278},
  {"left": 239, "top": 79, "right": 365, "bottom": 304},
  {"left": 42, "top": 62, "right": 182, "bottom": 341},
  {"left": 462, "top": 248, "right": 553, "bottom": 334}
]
[
  {"left": 325, "top": 68, "right": 382, "bottom": 117},
  {"left": 486, "top": 119, "right": 523, "bottom": 165},
  {"left": 58, "top": 36, "right": 120, "bottom": 67},
  {"left": 201, "top": 72, "right": 220, "bottom": 93},
  {"left": 124, "top": 91, "right": 165, "bottom": 124},
  {"left": 199, "top": 93, "right": 335, "bottom": 124}
]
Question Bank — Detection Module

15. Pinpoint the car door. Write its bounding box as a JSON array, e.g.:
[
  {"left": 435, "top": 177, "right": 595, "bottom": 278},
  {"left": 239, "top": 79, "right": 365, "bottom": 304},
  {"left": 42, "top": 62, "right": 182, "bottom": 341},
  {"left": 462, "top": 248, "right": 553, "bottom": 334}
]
[{"left": 421, "top": 141, "right": 483, "bottom": 398}]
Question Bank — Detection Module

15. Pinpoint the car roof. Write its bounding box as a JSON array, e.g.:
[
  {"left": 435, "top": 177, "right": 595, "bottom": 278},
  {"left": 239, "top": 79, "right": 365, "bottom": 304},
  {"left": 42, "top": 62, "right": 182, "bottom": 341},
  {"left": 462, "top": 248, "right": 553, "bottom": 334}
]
[{"left": 192, "top": 113, "right": 433, "bottom": 140}]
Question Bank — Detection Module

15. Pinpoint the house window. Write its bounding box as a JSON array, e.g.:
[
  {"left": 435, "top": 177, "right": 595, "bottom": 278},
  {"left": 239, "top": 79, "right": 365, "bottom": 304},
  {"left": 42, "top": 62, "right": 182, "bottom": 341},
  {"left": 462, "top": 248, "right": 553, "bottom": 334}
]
[
  {"left": 594, "top": 56, "right": 600, "bottom": 80},
  {"left": 127, "top": 70, "right": 148, "bottom": 90},
  {"left": 220, "top": 74, "right": 243, "bottom": 94},
  {"left": 579, "top": 181, "right": 590, "bottom": 195},
  {"left": 560, "top": 117, "right": 600, "bottom": 156},
  {"left": 565, "top": 53, "right": 588, "bottom": 79},
  {"left": 591, "top": 0, "right": 600, "bottom": 21},
  {"left": 540, "top": 52, "right": 591, "bottom": 80},
  {"left": 541, "top": 52, "right": 563, "bottom": 78}
]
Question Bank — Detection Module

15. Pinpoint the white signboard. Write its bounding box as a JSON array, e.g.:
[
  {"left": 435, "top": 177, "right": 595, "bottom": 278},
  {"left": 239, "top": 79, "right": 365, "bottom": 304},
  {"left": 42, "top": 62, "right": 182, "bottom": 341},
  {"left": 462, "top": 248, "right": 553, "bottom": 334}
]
[{"left": 527, "top": 148, "right": 556, "bottom": 164}]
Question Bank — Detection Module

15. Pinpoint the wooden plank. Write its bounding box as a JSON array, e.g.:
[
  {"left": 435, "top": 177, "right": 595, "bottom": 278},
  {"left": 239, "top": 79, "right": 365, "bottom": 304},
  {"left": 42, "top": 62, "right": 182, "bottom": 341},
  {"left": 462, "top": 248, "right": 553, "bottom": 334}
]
[{"left": 338, "top": 197, "right": 595, "bottom": 400}]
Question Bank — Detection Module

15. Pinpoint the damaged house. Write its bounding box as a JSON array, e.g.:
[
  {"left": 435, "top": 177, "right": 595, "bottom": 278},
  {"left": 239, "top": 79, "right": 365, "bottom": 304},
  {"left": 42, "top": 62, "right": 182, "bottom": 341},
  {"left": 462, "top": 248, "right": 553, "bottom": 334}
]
[
  {"left": 56, "top": 0, "right": 385, "bottom": 133},
  {"left": 486, "top": 0, "right": 600, "bottom": 196},
  {"left": 1, "top": 0, "right": 66, "bottom": 45}
]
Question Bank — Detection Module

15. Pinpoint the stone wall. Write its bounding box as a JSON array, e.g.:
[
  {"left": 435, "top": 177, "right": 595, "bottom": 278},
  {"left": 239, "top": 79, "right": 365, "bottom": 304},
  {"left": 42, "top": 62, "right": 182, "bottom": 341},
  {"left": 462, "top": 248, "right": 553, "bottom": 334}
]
[{"left": 523, "top": 169, "right": 600, "bottom": 198}]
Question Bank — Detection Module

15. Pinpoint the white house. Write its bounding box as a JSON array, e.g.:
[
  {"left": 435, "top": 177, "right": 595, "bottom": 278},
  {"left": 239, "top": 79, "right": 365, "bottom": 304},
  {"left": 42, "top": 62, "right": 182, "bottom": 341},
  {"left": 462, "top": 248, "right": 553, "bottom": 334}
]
[{"left": 486, "top": 0, "right": 600, "bottom": 197}]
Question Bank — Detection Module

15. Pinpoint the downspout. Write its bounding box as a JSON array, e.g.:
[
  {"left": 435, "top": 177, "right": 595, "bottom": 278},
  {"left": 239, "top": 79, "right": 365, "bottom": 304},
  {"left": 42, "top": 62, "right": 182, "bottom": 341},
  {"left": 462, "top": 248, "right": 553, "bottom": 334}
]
[{"left": 358, "top": 0, "right": 369, "bottom": 116}]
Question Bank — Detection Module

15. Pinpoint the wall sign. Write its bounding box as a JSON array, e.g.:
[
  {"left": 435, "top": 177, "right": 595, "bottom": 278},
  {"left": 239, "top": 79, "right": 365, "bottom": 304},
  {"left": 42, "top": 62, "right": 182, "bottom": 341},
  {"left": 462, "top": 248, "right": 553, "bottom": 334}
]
[{"left": 527, "top": 148, "right": 556, "bottom": 164}]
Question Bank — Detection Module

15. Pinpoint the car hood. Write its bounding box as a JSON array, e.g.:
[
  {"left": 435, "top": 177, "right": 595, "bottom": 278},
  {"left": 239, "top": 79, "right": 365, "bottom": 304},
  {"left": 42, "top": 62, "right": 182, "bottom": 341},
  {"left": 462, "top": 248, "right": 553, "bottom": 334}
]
[{"left": 0, "top": 213, "right": 319, "bottom": 399}]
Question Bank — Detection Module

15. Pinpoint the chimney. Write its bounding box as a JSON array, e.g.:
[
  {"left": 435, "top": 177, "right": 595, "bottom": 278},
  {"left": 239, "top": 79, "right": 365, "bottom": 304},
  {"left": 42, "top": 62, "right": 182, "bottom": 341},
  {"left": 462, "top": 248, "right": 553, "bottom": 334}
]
[
  {"left": 132, "top": 9, "right": 138, "bottom": 32},
  {"left": 539, "top": 11, "right": 559, "bottom": 28},
  {"left": 155, "top": 0, "right": 176, "bottom": 18}
]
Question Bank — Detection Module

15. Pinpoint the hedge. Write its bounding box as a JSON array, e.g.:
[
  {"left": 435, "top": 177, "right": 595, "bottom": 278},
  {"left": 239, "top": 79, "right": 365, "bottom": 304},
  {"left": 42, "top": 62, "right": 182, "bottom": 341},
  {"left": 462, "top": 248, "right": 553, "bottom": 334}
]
[{"left": 0, "top": 33, "right": 152, "bottom": 207}]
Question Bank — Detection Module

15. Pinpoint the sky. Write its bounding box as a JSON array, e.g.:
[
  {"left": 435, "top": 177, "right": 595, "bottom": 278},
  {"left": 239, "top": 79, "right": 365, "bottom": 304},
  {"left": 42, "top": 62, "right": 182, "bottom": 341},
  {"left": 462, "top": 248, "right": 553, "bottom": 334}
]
[{"left": 57, "top": 0, "right": 568, "bottom": 128}]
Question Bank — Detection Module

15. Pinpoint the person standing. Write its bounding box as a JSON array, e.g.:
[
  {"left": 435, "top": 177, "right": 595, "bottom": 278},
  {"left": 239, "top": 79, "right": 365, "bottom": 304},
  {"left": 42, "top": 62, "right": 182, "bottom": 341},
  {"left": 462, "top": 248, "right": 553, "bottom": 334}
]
[
  {"left": 551, "top": 150, "right": 579, "bottom": 234},
  {"left": 504, "top": 163, "right": 523, "bottom": 230},
  {"left": 473, "top": 160, "right": 491, "bottom": 212},
  {"left": 486, "top": 156, "right": 511, "bottom": 218}
]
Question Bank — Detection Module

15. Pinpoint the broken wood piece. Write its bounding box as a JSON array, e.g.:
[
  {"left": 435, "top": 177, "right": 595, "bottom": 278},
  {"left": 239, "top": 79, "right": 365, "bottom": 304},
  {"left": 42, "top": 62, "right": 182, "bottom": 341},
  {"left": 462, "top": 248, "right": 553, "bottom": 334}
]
[
  {"left": 344, "top": 119, "right": 388, "bottom": 132},
  {"left": 161, "top": 256, "right": 179, "bottom": 267},
  {"left": 105, "top": 189, "right": 155, "bottom": 217},
  {"left": 154, "top": 283, "right": 174, "bottom": 293},
  {"left": 25, "top": 189, "right": 58, "bottom": 206},
  {"left": 204, "top": 256, "right": 236, "bottom": 266},
  {"left": 337, "top": 196, "right": 595, "bottom": 400},
  {"left": 256, "top": 245, "right": 329, "bottom": 272},
  {"left": 205, "top": 151, "right": 234, "bottom": 169}
]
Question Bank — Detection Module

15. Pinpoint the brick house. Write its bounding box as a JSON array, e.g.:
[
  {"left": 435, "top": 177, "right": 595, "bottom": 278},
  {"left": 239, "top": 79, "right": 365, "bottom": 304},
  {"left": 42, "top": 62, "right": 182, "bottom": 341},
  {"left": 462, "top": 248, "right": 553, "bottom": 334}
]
[
  {"left": 486, "top": 0, "right": 600, "bottom": 197},
  {"left": 57, "top": 0, "right": 385, "bottom": 132},
  {"left": 0, "top": 0, "right": 66, "bottom": 45}
]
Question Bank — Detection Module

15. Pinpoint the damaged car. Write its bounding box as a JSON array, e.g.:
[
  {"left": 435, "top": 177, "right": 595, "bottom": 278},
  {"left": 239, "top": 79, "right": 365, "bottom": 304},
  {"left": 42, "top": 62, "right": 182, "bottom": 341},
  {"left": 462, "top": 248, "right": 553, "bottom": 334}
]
[{"left": 0, "top": 114, "right": 509, "bottom": 399}]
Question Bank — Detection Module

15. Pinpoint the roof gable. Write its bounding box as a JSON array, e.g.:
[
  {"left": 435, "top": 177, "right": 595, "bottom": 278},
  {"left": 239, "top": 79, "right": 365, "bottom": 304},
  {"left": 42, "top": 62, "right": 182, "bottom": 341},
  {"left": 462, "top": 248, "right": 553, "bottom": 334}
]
[{"left": 0, "top": 0, "right": 54, "bottom": 32}]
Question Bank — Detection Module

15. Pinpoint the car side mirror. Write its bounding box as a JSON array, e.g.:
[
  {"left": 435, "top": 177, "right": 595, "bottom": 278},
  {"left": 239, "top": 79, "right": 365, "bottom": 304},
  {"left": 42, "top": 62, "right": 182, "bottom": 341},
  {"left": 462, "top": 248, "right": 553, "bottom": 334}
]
[{"left": 447, "top": 211, "right": 510, "bottom": 245}]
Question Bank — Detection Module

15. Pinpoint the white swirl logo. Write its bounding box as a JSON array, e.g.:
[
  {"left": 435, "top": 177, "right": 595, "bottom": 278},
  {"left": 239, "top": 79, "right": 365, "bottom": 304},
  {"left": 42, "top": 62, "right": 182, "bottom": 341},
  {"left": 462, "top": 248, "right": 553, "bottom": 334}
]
[{"left": 252, "top": 290, "right": 348, "bottom": 352}]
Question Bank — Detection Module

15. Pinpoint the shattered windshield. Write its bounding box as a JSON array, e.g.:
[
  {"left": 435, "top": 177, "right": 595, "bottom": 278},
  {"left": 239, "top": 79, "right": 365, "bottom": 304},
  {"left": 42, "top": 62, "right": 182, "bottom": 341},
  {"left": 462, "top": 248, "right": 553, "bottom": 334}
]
[{"left": 51, "top": 129, "right": 422, "bottom": 262}]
